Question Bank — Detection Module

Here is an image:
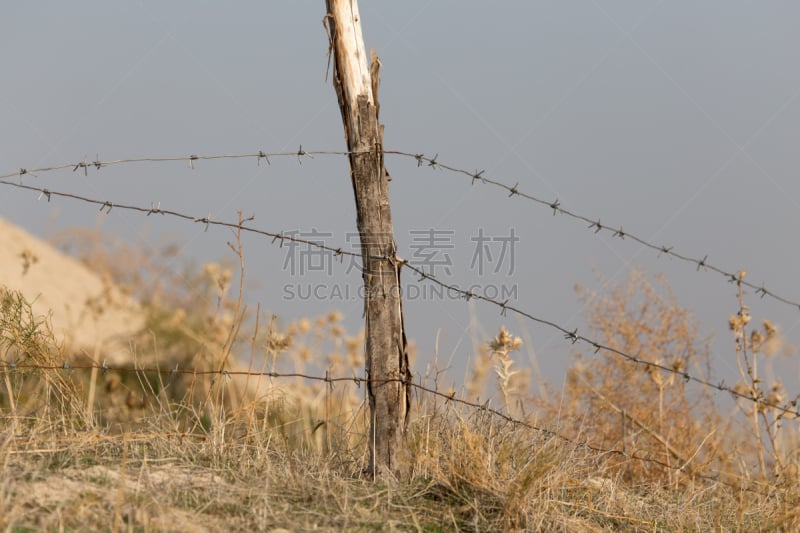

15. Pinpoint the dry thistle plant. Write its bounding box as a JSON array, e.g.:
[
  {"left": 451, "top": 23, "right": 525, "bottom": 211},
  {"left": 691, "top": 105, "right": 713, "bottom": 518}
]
[
  {"left": 728, "top": 270, "right": 792, "bottom": 484},
  {"left": 488, "top": 326, "right": 528, "bottom": 414}
]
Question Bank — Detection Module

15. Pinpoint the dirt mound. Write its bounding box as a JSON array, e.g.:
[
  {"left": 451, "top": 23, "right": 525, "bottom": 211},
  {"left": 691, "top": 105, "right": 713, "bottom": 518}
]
[{"left": 0, "top": 218, "right": 143, "bottom": 363}]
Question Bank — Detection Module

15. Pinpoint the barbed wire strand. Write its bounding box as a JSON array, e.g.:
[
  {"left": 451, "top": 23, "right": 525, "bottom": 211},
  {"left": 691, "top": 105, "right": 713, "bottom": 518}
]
[
  {"left": 0, "top": 361, "right": 767, "bottom": 495},
  {"left": 401, "top": 262, "right": 800, "bottom": 420},
  {"left": 2, "top": 148, "right": 362, "bottom": 181},
  {"left": 0, "top": 179, "right": 363, "bottom": 260},
  {"left": 387, "top": 150, "right": 800, "bottom": 313},
  {"left": 1, "top": 177, "right": 796, "bottom": 421}
]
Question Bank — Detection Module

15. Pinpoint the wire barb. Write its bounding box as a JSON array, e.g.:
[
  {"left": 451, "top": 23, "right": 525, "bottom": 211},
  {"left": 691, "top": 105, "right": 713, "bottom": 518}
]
[
  {"left": 565, "top": 328, "right": 579, "bottom": 344},
  {"left": 193, "top": 214, "right": 211, "bottom": 232},
  {"left": 296, "top": 145, "right": 311, "bottom": 164},
  {"left": 72, "top": 159, "right": 89, "bottom": 176}
]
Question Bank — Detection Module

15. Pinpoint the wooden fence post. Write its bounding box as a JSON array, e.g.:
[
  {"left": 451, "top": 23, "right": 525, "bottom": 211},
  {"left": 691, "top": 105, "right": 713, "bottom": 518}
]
[{"left": 324, "top": 0, "right": 410, "bottom": 478}]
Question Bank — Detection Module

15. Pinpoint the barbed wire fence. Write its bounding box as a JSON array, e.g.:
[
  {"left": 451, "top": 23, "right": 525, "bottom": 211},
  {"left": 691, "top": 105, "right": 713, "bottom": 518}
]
[
  {"left": 0, "top": 148, "right": 796, "bottom": 492},
  {"left": 2, "top": 158, "right": 796, "bottom": 418},
  {"left": 4, "top": 148, "right": 798, "bottom": 313}
]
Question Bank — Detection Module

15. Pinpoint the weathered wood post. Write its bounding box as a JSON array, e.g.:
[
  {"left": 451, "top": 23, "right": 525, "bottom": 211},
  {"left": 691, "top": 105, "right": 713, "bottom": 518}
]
[{"left": 324, "top": 0, "right": 410, "bottom": 478}]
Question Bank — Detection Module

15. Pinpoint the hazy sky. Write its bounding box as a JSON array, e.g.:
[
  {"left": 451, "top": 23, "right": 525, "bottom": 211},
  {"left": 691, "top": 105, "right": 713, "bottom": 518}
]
[{"left": 2, "top": 2, "right": 800, "bottom": 401}]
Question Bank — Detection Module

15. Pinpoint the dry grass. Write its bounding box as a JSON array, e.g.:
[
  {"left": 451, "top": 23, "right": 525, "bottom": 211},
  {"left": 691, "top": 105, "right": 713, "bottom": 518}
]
[{"left": 2, "top": 234, "right": 800, "bottom": 531}]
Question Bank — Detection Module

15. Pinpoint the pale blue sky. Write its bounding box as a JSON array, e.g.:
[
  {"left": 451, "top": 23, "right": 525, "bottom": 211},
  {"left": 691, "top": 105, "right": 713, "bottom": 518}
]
[{"left": 2, "top": 2, "right": 800, "bottom": 400}]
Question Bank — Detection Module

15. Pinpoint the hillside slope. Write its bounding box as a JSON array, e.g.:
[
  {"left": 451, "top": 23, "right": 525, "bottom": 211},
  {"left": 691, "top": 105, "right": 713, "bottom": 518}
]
[{"left": 0, "top": 218, "right": 142, "bottom": 363}]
